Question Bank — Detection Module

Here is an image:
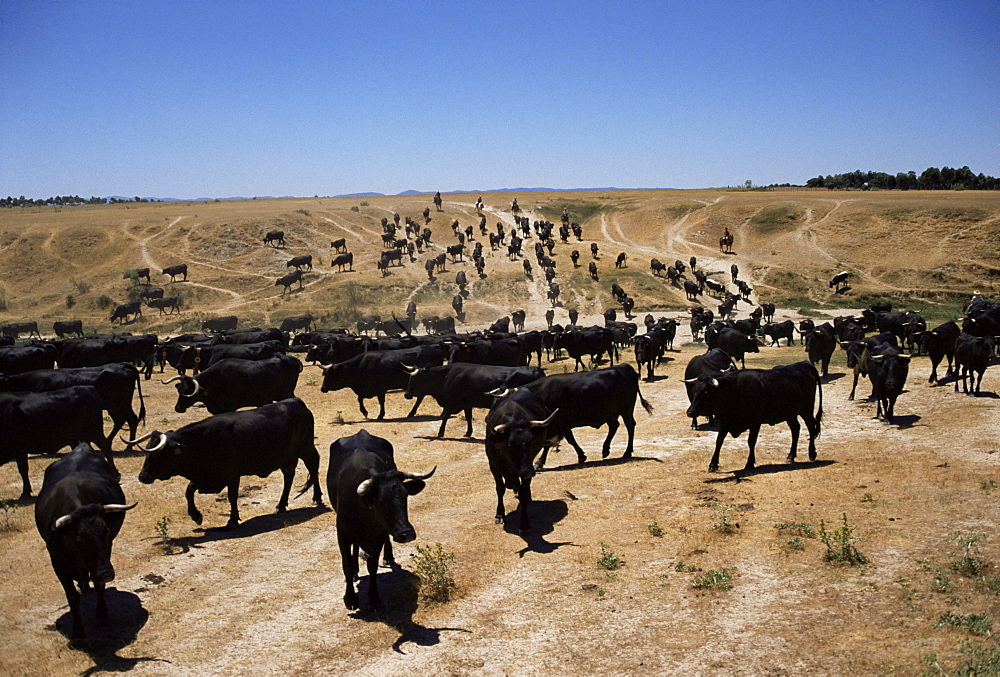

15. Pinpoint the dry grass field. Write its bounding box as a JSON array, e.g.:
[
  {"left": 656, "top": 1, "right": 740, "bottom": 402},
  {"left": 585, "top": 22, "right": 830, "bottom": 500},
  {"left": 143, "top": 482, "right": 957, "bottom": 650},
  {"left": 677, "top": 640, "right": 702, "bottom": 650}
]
[{"left": 1, "top": 189, "right": 999, "bottom": 675}]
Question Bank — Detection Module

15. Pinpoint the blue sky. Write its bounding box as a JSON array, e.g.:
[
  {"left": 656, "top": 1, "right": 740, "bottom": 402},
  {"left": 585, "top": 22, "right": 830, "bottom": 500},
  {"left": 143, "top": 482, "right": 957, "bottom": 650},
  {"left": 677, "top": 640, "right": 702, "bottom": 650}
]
[{"left": 1, "top": 1, "right": 997, "bottom": 198}]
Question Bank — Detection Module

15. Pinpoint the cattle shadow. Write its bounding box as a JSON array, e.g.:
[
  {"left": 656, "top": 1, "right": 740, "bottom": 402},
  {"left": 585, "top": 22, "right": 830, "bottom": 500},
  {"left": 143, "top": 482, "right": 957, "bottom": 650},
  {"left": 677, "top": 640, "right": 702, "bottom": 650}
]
[
  {"left": 51, "top": 588, "right": 167, "bottom": 672},
  {"left": 414, "top": 434, "right": 483, "bottom": 445},
  {"left": 349, "top": 567, "right": 471, "bottom": 654},
  {"left": 538, "top": 454, "right": 662, "bottom": 473},
  {"left": 169, "top": 504, "right": 328, "bottom": 548},
  {"left": 703, "top": 459, "right": 836, "bottom": 483},
  {"left": 820, "top": 373, "right": 846, "bottom": 383},
  {"left": 500, "top": 498, "right": 575, "bottom": 557},
  {"left": 834, "top": 285, "right": 852, "bottom": 295},
  {"left": 643, "top": 374, "right": 670, "bottom": 383},
  {"left": 886, "top": 414, "right": 923, "bottom": 430}
]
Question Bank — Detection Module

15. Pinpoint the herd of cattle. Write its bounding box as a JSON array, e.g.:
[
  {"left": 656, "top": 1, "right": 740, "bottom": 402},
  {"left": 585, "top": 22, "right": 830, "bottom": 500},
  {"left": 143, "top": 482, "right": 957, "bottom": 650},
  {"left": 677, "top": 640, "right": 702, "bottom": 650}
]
[{"left": 2, "top": 200, "right": 998, "bottom": 645}]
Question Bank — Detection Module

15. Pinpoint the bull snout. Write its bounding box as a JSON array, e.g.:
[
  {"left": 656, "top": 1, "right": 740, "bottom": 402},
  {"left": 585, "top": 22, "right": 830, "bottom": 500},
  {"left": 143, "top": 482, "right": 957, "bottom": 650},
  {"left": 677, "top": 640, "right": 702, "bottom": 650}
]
[
  {"left": 392, "top": 527, "right": 416, "bottom": 544},
  {"left": 94, "top": 563, "right": 115, "bottom": 584},
  {"left": 138, "top": 471, "right": 155, "bottom": 485}
]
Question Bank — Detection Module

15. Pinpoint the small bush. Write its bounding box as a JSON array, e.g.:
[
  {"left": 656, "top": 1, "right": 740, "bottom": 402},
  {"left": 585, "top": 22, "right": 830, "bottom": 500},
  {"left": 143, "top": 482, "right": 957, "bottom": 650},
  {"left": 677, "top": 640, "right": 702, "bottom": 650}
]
[
  {"left": 981, "top": 479, "right": 999, "bottom": 492},
  {"left": 350, "top": 205, "right": 360, "bottom": 212},
  {"left": 951, "top": 530, "right": 987, "bottom": 577},
  {"left": 65, "top": 294, "right": 75, "bottom": 308},
  {"left": 597, "top": 542, "right": 623, "bottom": 570},
  {"left": 155, "top": 515, "right": 172, "bottom": 554},
  {"left": 674, "top": 561, "right": 699, "bottom": 573},
  {"left": 712, "top": 503, "right": 740, "bottom": 534},
  {"left": 819, "top": 513, "right": 868, "bottom": 565},
  {"left": 774, "top": 522, "right": 816, "bottom": 538},
  {"left": 411, "top": 542, "right": 457, "bottom": 603},
  {"left": 295, "top": 209, "right": 311, "bottom": 216},
  {"left": 70, "top": 277, "right": 91, "bottom": 294},
  {"left": 0, "top": 500, "right": 20, "bottom": 533},
  {"left": 0, "top": 293, "right": 7, "bottom": 312},
  {"left": 359, "top": 201, "right": 369, "bottom": 207},
  {"left": 647, "top": 520, "right": 664, "bottom": 538},
  {"left": 95, "top": 294, "right": 115, "bottom": 309},
  {"left": 936, "top": 611, "right": 993, "bottom": 636},
  {"left": 692, "top": 568, "right": 736, "bottom": 590},
  {"left": 786, "top": 537, "right": 806, "bottom": 551}
]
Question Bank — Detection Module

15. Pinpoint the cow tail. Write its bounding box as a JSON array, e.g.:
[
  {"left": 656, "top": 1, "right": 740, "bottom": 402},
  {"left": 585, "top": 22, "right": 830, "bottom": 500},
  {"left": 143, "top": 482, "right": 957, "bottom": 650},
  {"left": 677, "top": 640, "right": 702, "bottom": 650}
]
[
  {"left": 637, "top": 385, "right": 654, "bottom": 415},
  {"left": 126, "top": 364, "right": 145, "bottom": 428},
  {"left": 295, "top": 472, "right": 317, "bottom": 499}
]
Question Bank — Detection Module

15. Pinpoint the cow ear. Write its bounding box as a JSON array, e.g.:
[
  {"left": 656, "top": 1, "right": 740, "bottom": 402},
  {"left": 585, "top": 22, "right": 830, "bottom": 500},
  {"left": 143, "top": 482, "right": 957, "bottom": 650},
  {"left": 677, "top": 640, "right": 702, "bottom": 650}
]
[{"left": 402, "top": 479, "right": 426, "bottom": 496}]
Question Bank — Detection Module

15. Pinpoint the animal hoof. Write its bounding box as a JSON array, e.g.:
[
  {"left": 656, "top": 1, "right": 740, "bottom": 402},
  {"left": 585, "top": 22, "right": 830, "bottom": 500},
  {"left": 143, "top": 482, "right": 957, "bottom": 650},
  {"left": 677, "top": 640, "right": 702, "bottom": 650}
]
[
  {"left": 494, "top": 516, "right": 504, "bottom": 524},
  {"left": 191, "top": 512, "right": 203, "bottom": 526}
]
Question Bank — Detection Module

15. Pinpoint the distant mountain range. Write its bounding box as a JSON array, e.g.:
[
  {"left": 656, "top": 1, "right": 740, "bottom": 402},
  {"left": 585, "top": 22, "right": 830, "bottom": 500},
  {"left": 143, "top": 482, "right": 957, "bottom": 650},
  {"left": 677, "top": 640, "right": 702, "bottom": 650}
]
[{"left": 117, "top": 187, "right": 673, "bottom": 202}]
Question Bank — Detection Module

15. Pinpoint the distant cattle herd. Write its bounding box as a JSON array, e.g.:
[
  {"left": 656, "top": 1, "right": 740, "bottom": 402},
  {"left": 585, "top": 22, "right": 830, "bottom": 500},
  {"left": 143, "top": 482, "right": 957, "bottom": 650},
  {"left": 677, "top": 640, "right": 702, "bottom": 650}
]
[{"left": 0, "top": 194, "right": 997, "bottom": 647}]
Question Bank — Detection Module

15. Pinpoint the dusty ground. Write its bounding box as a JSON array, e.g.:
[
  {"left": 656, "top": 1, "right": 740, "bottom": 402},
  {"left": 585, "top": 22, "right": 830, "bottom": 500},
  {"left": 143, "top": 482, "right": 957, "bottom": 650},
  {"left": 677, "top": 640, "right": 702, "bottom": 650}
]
[{"left": 1, "top": 190, "right": 999, "bottom": 675}]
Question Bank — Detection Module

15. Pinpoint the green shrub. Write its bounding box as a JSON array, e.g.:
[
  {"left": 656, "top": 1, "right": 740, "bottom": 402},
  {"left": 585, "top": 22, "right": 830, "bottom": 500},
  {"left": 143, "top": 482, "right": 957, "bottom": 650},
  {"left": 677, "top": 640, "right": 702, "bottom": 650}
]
[
  {"left": 95, "top": 294, "right": 115, "bottom": 310},
  {"left": 819, "top": 513, "right": 868, "bottom": 565},
  {"left": 936, "top": 611, "right": 993, "bottom": 636},
  {"left": 597, "top": 542, "right": 623, "bottom": 570},
  {"left": 692, "top": 568, "right": 736, "bottom": 590},
  {"left": 774, "top": 522, "right": 816, "bottom": 538},
  {"left": 712, "top": 503, "right": 739, "bottom": 534},
  {"left": 647, "top": 520, "right": 664, "bottom": 538},
  {"left": 411, "top": 542, "right": 457, "bottom": 603},
  {"left": 951, "top": 530, "right": 987, "bottom": 577},
  {"left": 71, "top": 277, "right": 91, "bottom": 294}
]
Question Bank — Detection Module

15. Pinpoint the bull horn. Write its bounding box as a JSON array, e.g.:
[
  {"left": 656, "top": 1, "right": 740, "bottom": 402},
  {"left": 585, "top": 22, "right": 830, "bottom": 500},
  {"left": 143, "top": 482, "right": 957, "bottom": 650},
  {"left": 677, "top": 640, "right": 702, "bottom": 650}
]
[
  {"left": 356, "top": 478, "right": 373, "bottom": 497},
  {"left": 492, "top": 423, "right": 508, "bottom": 434},
  {"left": 869, "top": 355, "right": 884, "bottom": 362},
  {"left": 161, "top": 376, "right": 183, "bottom": 384},
  {"left": 898, "top": 354, "right": 912, "bottom": 362},
  {"left": 102, "top": 502, "right": 138, "bottom": 513},
  {"left": 402, "top": 466, "right": 436, "bottom": 481},
  {"left": 318, "top": 363, "right": 332, "bottom": 372},
  {"left": 530, "top": 408, "right": 559, "bottom": 427},
  {"left": 710, "top": 378, "right": 719, "bottom": 387},
  {"left": 52, "top": 514, "right": 74, "bottom": 531},
  {"left": 681, "top": 377, "right": 699, "bottom": 383},
  {"left": 486, "top": 387, "right": 510, "bottom": 398},
  {"left": 181, "top": 379, "right": 202, "bottom": 398},
  {"left": 146, "top": 433, "right": 169, "bottom": 452},
  {"left": 401, "top": 363, "right": 418, "bottom": 374},
  {"left": 120, "top": 431, "right": 155, "bottom": 446}
]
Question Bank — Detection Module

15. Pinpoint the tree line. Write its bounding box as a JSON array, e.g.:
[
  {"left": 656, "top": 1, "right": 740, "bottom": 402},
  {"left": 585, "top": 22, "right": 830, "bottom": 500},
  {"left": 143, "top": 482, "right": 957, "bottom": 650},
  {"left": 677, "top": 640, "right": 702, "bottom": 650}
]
[
  {"left": 805, "top": 166, "right": 1000, "bottom": 191},
  {"left": 1, "top": 195, "right": 154, "bottom": 208}
]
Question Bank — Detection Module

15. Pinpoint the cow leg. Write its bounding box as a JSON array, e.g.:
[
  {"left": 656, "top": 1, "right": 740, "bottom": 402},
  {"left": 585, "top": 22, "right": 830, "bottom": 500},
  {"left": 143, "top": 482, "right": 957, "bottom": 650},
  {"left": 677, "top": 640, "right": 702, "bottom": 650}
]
[
  {"left": 357, "top": 395, "right": 369, "bottom": 418},
  {"left": 463, "top": 407, "right": 475, "bottom": 437},
  {"left": 708, "top": 428, "right": 727, "bottom": 472},
  {"left": 405, "top": 395, "right": 425, "bottom": 418},
  {"left": 276, "top": 463, "right": 294, "bottom": 513},
  {"left": 185, "top": 482, "right": 203, "bottom": 525},
  {"left": 437, "top": 407, "right": 452, "bottom": 437},
  {"left": 785, "top": 418, "right": 800, "bottom": 463},
  {"left": 564, "top": 430, "right": 587, "bottom": 464},
  {"left": 95, "top": 581, "right": 109, "bottom": 623},
  {"left": 15, "top": 455, "right": 31, "bottom": 500},
  {"left": 340, "top": 537, "right": 359, "bottom": 610},
  {"left": 381, "top": 536, "right": 395, "bottom": 567},
  {"left": 54, "top": 566, "right": 85, "bottom": 643},
  {"left": 744, "top": 425, "right": 761, "bottom": 471},
  {"left": 224, "top": 482, "right": 241, "bottom": 528},
  {"left": 492, "top": 470, "right": 506, "bottom": 524},
  {"left": 622, "top": 411, "right": 637, "bottom": 458},
  {"left": 849, "top": 370, "right": 860, "bottom": 400},
  {"left": 601, "top": 419, "right": 620, "bottom": 458},
  {"left": 533, "top": 444, "right": 551, "bottom": 471}
]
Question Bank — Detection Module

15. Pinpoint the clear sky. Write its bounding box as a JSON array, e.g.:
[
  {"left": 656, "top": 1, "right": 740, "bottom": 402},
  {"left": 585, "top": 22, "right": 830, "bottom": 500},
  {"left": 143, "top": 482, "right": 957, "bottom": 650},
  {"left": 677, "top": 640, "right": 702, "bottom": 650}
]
[{"left": 1, "top": 1, "right": 998, "bottom": 198}]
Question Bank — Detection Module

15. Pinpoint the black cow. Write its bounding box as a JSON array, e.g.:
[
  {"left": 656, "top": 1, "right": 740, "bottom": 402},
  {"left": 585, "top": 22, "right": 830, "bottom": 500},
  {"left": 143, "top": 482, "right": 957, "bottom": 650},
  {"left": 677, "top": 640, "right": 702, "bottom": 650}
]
[
  {"left": 34, "top": 443, "right": 136, "bottom": 645},
  {"left": 162, "top": 264, "right": 188, "bottom": 282},
  {"left": 920, "top": 321, "right": 961, "bottom": 383},
  {"left": 130, "top": 398, "right": 322, "bottom": 528},
  {"left": 716, "top": 327, "right": 760, "bottom": 368},
  {"left": 484, "top": 389, "right": 558, "bottom": 533},
  {"left": 110, "top": 301, "right": 142, "bottom": 325},
  {"left": 953, "top": 333, "right": 993, "bottom": 394},
  {"left": 650, "top": 258, "right": 666, "bottom": 277},
  {"left": 589, "top": 261, "right": 599, "bottom": 281},
  {"left": 0, "top": 342, "right": 58, "bottom": 374},
  {"left": 139, "top": 287, "right": 164, "bottom": 303},
  {"left": 0, "top": 386, "right": 113, "bottom": 499},
  {"left": 165, "top": 354, "right": 302, "bottom": 415},
  {"left": 684, "top": 280, "right": 702, "bottom": 301},
  {"left": 705, "top": 279, "right": 726, "bottom": 297},
  {"left": 447, "top": 243, "right": 465, "bottom": 262},
  {"left": 760, "top": 320, "right": 795, "bottom": 346},
  {"left": 320, "top": 345, "right": 446, "bottom": 419},
  {"left": 682, "top": 348, "right": 737, "bottom": 429},
  {"left": 761, "top": 303, "right": 776, "bottom": 323},
  {"left": 327, "top": 430, "right": 434, "bottom": 611},
  {"left": 279, "top": 314, "right": 313, "bottom": 334},
  {"left": 524, "top": 364, "right": 652, "bottom": 466},
  {"left": 148, "top": 296, "right": 180, "bottom": 315},
  {"left": 331, "top": 238, "right": 347, "bottom": 253},
  {"left": 331, "top": 252, "right": 354, "bottom": 271},
  {"left": 53, "top": 319, "right": 84, "bottom": 338},
  {"left": 264, "top": 230, "right": 285, "bottom": 247},
  {"left": 202, "top": 315, "right": 238, "bottom": 332},
  {"left": 404, "top": 363, "right": 544, "bottom": 437},
  {"left": 0, "top": 362, "right": 146, "bottom": 446},
  {"left": 276, "top": 269, "right": 304, "bottom": 295},
  {"left": 843, "top": 333, "right": 898, "bottom": 400},
  {"left": 287, "top": 255, "right": 313, "bottom": 271},
  {"left": 590, "top": 242, "right": 599, "bottom": 259},
  {"left": 633, "top": 329, "right": 669, "bottom": 380},
  {"left": 56, "top": 334, "right": 158, "bottom": 380},
  {"left": 511, "top": 309, "right": 526, "bottom": 333},
  {"left": 126, "top": 267, "right": 151, "bottom": 284},
  {"left": 803, "top": 322, "right": 837, "bottom": 377},
  {"left": 556, "top": 326, "right": 617, "bottom": 371},
  {"left": 449, "top": 337, "right": 528, "bottom": 367},
  {"left": 615, "top": 252, "right": 627, "bottom": 268},
  {"left": 0, "top": 321, "right": 41, "bottom": 340},
  {"left": 867, "top": 344, "right": 911, "bottom": 422},
  {"left": 686, "top": 361, "right": 823, "bottom": 472}
]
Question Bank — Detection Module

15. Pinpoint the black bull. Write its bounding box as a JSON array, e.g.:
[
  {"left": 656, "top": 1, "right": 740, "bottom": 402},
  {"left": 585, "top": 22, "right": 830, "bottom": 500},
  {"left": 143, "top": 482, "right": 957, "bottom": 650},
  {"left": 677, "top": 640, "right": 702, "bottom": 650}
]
[
  {"left": 686, "top": 361, "right": 823, "bottom": 473},
  {"left": 404, "top": 363, "right": 545, "bottom": 437},
  {"left": 34, "top": 443, "right": 136, "bottom": 644},
  {"left": 327, "top": 430, "right": 434, "bottom": 611},
  {"left": 129, "top": 397, "right": 322, "bottom": 528}
]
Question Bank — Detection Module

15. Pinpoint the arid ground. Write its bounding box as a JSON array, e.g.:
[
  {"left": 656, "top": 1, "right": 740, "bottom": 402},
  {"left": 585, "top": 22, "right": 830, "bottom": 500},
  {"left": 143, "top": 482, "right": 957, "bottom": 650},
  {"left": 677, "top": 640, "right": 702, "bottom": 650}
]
[{"left": 0, "top": 190, "right": 998, "bottom": 675}]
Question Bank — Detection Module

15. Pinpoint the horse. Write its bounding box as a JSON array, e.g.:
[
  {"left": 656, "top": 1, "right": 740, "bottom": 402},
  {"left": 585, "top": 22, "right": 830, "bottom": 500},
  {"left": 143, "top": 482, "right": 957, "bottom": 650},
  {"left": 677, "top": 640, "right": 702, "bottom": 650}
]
[{"left": 720, "top": 233, "right": 734, "bottom": 253}]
